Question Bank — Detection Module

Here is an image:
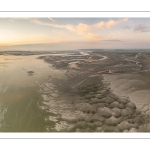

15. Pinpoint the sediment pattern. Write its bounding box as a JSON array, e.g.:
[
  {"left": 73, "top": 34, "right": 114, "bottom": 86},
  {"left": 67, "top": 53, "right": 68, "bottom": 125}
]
[
  {"left": 37, "top": 51, "right": 150, "bottom": 132},
  {"left": 38, "top": 74, "right": 148, "bottom": 132}
]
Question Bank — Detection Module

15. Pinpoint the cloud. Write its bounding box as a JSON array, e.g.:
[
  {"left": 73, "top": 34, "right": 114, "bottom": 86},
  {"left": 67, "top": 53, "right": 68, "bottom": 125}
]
[
  {"left": 30, "top": 19, "right": 87, "bottom": 34},
  {"left": 123, "top": 26, "right": 131, "bottom": 30},
  {"left": 7, "top": 18, "right": 30, "bottom": 21},
  {"left": 85, "top": 33, "right": 124, "bottom": 43},
  {"left": 93, "top": 19, "right": 125, "bottom": 29},
  {"left": 75, "top": 23, "right": 91, "bottom": 34},
  {"left": 48, "top": 18, "right": 55, "bottom": 22},
  {"left": 30, "top": 18, "right": 65, "bottom": 28},
  {"left": 86, "top": 33, "right": 103, "bottom": 41},
  {"left": 134, "top": 24, "right": 150, "bottom": 33},
  {"left": 30, "top": 18, "right": 128, "bottom": 35},
  {"left": 103, "top": 39, "right": 124, "bottom": 42},
  {"left": 76, "top": 18, "right": 128, "bottom": 33}
]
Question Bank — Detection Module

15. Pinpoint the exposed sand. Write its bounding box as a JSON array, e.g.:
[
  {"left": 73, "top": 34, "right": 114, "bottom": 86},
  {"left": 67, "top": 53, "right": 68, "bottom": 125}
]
[
  {"left": 103, "top": 74, "right": 150, "bottom": 126},
  {"left": 37, "top": 50, "right": 150, "bottom": 132}
]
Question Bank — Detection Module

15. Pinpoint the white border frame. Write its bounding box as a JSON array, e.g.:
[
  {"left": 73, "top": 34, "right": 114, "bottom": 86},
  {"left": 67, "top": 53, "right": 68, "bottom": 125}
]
[
  {"left": 0, "top": 12, "right": 150, "bottom": 18},
  {"left": 0, "top": 11, "right": 150, "bottom": 139}
]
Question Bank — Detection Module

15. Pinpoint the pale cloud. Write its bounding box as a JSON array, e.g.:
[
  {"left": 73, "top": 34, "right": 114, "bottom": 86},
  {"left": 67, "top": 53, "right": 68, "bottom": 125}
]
[
  {"left": 69, "top": 18, "right": 128, "bottom": 34},
  {"left": 31, "top": 18, "right": 128, "bottom": 35},
  {"left": 103, "top": 39, "right": 124, "bottom": 42},
  {"left": 75, "top": 23, "right": 91, "bottom": 34},
  {"left": 86, "top": 33, "right": 103, "bottom": 41},
  {"left": 76, "top": 18, "right": 128, "bottom": 34},
  {"left": 7, "top": 18, "right": 30, "bottom": 21},
  {"left": 123, "top": 26, "right": 131, "bottom": 30},
  {"left": 48, "top": 18, "right": 56, "bottom": 22},
  {"left": 93, "top": 18, "right": 128, "bottom": 29},
  {"left": 85, "top": 32, "right": 125, "bottom": 42},
  {"left": 134, "top": 24, "right": 150, "bottom": 33},
  {"left": 93, "top": 20, "right": 116, "bottom": 28},
  {"left": 30, "top": 19, "right": 65, "bottom": 28}
]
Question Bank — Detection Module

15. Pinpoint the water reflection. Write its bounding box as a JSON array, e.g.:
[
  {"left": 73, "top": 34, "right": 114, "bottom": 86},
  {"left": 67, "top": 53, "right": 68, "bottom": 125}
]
[{"left": 0, "top": 55, "right": 65, "bottom": 132}]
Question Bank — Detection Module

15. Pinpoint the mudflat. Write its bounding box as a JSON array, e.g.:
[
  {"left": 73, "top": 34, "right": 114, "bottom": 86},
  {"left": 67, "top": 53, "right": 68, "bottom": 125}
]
[
  {"left": 1, "top": 50, "right": 150, "bottom": 132},
  {"left": 36, "top": 49, "right": 150, "bottom": 132}
]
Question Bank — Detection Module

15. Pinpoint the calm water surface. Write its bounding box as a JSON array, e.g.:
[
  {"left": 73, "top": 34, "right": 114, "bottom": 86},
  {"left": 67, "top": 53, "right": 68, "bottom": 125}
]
[{"left": 0, "top": 54, "right": 64, "bottom": 132}]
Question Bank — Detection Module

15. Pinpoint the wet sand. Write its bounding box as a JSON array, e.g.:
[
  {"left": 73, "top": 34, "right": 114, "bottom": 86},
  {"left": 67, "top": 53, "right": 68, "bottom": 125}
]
[
  {"left": 103, "top": 73, "right": 150, "bottom": 131},
  {"left": 37, "top": 50, "right": 150, "bottom": 132},
  {"left": 1, "top": 50, "right": 150, "bottom": 132}
]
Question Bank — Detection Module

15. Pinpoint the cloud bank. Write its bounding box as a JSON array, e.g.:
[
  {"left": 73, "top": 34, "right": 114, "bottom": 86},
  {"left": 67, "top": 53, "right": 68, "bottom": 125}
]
[
  {"left": 31, "top": 18, "right": 128, "bottom": 35},
  {"left": 134, "top": 24, "right": 150, "bottom": 33}
]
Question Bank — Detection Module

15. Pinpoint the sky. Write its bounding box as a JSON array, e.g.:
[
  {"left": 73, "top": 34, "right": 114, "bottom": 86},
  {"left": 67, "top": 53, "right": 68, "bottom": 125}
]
[{"left": 0, "top": 18, "right": 150, "bottom": 51}]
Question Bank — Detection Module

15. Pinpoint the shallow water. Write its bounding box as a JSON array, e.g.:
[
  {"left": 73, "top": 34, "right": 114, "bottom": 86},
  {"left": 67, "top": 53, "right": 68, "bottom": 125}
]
[
  {"left": 0, "top": 52, "right": 147, "bottom": 132},
  {"left": 0, "top": 54, "right": 65, "bottom": 132}
]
